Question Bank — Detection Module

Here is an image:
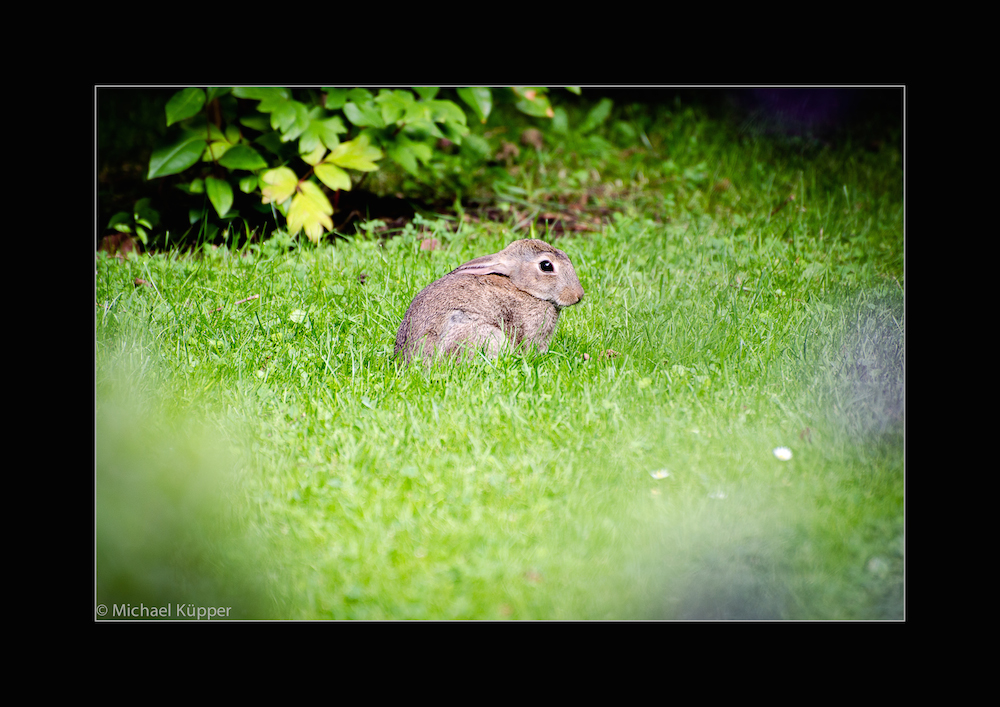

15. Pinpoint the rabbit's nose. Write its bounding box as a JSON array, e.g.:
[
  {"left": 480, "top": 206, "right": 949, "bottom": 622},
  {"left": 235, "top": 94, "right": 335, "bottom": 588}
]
[{"left": 559, "top": 284, "right": 584, "bottom": 306}]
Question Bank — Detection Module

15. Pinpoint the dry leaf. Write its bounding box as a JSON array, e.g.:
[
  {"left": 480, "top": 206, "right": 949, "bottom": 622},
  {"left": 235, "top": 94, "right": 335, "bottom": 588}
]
[
  {"left": 496, "top": 140, "right": 520, "bottom": 162},
  {"left": 521, "top": 128, "right": 543, "bottom": 150}
]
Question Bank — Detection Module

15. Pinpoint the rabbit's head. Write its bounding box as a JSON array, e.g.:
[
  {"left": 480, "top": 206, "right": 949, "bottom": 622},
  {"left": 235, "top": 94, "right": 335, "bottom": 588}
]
[{"left": 451, "top": 239, "right": 584, "bottom": 308}]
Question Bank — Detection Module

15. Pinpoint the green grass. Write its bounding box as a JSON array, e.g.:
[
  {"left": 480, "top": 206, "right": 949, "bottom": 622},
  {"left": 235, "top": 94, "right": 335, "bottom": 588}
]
[{"left": 96, "top": 101, "right": 903, "bottom": 620}]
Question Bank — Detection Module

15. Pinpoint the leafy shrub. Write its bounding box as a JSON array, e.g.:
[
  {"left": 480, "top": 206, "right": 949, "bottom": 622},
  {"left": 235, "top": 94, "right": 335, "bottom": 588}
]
[
  {"left": 146, "top": 87, "right": 573, "bottom": 244},
  {"left": 106, "top": 197, "right": 160, "bottom": 246}
]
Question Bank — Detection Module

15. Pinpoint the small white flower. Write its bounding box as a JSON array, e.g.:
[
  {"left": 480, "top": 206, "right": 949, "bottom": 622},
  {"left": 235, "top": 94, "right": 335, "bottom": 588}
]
[
  {"left": 649, "top": 469, "right": 670, "bottom": 479},
  {"left": 773, "top": 447, "right": 793, "bottom": 461}
]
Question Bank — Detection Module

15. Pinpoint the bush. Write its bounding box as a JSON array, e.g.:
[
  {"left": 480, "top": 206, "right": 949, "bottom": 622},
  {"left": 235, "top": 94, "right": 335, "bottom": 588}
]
[{"left": 145, "top": 87, "right": 575, "bottom": 245}]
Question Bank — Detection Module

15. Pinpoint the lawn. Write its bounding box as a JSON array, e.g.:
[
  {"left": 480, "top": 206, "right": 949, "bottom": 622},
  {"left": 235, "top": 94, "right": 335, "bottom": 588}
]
[{"left": 95, "top": 93, "right": 903, "bottom": 620}]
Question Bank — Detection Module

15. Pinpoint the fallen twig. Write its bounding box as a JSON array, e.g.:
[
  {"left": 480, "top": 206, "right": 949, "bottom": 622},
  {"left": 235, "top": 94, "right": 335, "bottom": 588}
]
[{"left": 210, "top": 294, "right": 259, "bottom": 314}]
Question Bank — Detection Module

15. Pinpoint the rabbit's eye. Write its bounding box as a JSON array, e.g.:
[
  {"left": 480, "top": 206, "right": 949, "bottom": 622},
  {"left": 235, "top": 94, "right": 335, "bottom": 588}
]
[{"left": 539, "top": 260, "right": 554, "bottom": 272}]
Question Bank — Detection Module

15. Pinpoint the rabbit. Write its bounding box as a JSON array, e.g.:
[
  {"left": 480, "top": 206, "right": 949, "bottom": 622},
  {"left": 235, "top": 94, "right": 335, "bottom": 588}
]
[{"left": 394, "top": 238, "right": 584, "bottom": 363}]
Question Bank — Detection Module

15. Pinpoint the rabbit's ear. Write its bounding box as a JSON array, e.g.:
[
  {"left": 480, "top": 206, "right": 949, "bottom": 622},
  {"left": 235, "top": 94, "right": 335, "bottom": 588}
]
[{"left": 453, "top": 252, "right": 516, "bottom": 277}]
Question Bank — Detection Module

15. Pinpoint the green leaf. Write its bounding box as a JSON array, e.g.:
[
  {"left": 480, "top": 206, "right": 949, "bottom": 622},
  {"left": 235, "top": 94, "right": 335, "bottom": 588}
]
[
  {"left": 513, "top": 87, "right": 554, "bottom": 118},
  {"left": 408, "top": 135, "right": 433, "bottom": 159},
  {"left": 271, "top": 99, "right": 311, "bottom": 142},
  {"left": 240, "top": 114, "right": 270, "bottom": 132},
  {"left": 376, "top": 89, "right": 415, "bottom": 125},
  {"left": 346, "top": 88, "right": 373, "bottom": 103},
  {"left": 207, "top": 124, "right": 227, "bottom": 142},
  {"left": 299, "top": 115, "right": 346, "bottom": 154},
  {"left": 233, "top": 87, "right": 290, "bottom": 112},
  {"left": 516, "top": 98, "right": 553, "bottom": 117},
  {"left": 457, "top": 87, "right": 492, "bottom": 123},
  {"left": 300, "top": 144, "right": 327, "bottom": 166},
  {"left": 460, "top": 133, "right": 491, "bottom": 160},
  {"left": 218, "top": 144, "right": 268, "bottom": 171},
  {"left": 133, "top": 198, "right": 159, "bottom": 228},
  {"left": 108, "top": 212, "right": 132, "bottom": 232},
  {"left": 342, "top": 101, "right": 385, "bottom": 128},
  {"left": 321, "top": 115, "right": 347, "bottom": 139},
  {"left": 413, "top": 87, "right": 439, "bottom": 100},
  {"left": 409, "top": 140, "right": 433, "bottom": 164},
  {"left": 327, "top": 134, "right": 383, "bottom": 171},
  {"left": 401, "top": 101, "right": 432, "bottom": 125},
  {"left": 166, "top": 88, "right": 205, "bottom": 126},
  {"left": 315, "top": 162, "right": 352, "bottom": 191},
  {"left": 287, "top": 181, "right": 333, "bottom": 244},
  {"left": 323, "top": 88, "right": 348, "bottom": 110},
  {"left": 427, "top": 99, "right": 467, "bottom": 126},
  {"left": 402, "top": 119, "right": 445, "bottom": 141},
  {"left": 148, "top": 134, "right": 206, "bottom": 179},
  {"left": 260, "top": 167, "right": 299, "bottom": 205},
  {"left": 440, "top": 120, "right": 469, "bottom": 144},
  {"left": 205, "top": 141, "right": 232, "bottom": 161},
  {"left": 225, "top": 124, "right": 241, "bottom": 144},
  {"left": 205, "top": 177, "right": 234, "bottom": 218},
  {"left": 566, "top": 86, "right": 581, "bottom": 95},
  {"left": 232, "top": 87, "right": 283, "bottom": 101},
  {"left": 239, "top": 175, "right": 258, "bottom": 193},
  {"left": 388, "top": 141, "right": 419, "bottom": 176},
  {"left": 579, "top": 97, "right": 613, "bottom": 133}
]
